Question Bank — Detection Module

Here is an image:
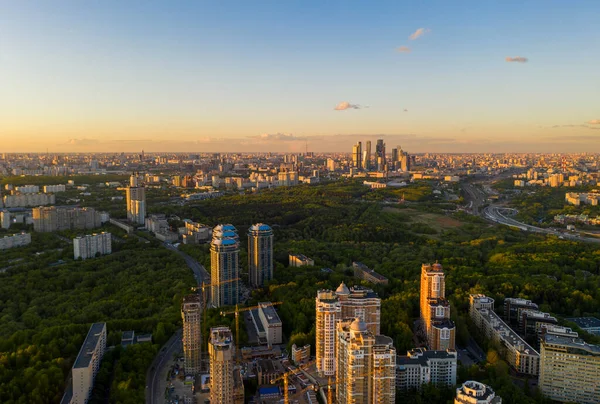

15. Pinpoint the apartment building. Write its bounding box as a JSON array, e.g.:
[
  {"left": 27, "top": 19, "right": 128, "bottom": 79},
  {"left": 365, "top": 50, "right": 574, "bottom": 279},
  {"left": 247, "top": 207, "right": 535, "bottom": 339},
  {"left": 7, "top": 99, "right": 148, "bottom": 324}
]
[
  {"left": 289, "top": 253, "right": 314, "bottom": 267},
  {"left": 504, "top": 298, "right": 538, "bottom": 326},
  {"left": 71, "top": 323, "right": 107, "bottom": 404},
  {"left": 3, "top": 193, "right": 55, "bottom": 208},
  {"left": 0, "top": 232, "right": 31, "bottom": 250},
  {"left": 209, "top": 327, "right": 235, "bottom": 404},
  {"left": 182, "top": 294, "right": 202, "bottom": 374},
  {"left": 249, "top": 302, "right": 282, "bottom": 346},
  {"left": 336, "top": 318, "right": 396, "bottom": 404},
  {"left": 33, "top": 206, "right": 103, "bottom": 232},
  {"left": 315, "top": 290, "right": 341, "bottom": 376},
  {"left": 396, "top": 348, "right": 457, "bottom": 390},
  {"left": 336, "top": 282, "right": 381, "bottom": 335},
  {"left": 352, "top": 261, "right": 389, "bottom": 285},
  {"left": 73, "top": 233, "right": 112, "bottom": 260},
  {"left": 420, "top": 263, "right": 456, "bottom": 350},
  {"left": 470, "top": 294, "right": 539, "bottom": 376},
  {"left": 248, "top": 223, "right": 274, "bottom": 287},
  {"left": 210, "top": 224, "right": 240, "bottom": 307},
  {"left": 539, "top": 333, "right": 600, "bottom": 404}
]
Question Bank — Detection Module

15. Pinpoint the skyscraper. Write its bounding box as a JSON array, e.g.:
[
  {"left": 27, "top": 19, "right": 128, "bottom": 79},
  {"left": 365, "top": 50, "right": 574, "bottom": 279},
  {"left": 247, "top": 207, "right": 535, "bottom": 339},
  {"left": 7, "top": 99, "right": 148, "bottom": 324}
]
[
  {"left": 352, "top": 142, "right": 362, "bottom": 169},
  {"left": 336, "top": 282, "right": 381, "bottom": 335},
  {"left": 182, "top": 294, "right": 202, "bottom": 374},
  {"left": 376, "top": 139, "right": 386, "bottom": 170},
  {"left": 363, "top": 140, "right": 372, "bottom": 170},
  {"left": 336, "top": 318, "right": 396, "bottom": 404},
  {"left": 125, "top": 172, "right": 146, "bottom": 225},
  {"left": 316, "top": 290, "right": 341, "bottom": 376},
  {"left": 210, "top": 224, "right": 240, "bottom": 307},
  {"left": 248, "top": 223, "right": 274, "bottom": 288},
  {"left": 209, "top": 326, "right": 235, "bottom": 404},
  {"left": 420, "top": 263, "right": 456, "bottom": 350}
]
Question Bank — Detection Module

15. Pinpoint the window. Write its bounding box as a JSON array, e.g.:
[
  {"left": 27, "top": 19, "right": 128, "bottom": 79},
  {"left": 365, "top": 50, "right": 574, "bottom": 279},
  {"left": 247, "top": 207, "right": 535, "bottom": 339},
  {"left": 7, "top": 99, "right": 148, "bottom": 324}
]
[{"left": 440, "top": 328, "right": 450, "bottom": 340}]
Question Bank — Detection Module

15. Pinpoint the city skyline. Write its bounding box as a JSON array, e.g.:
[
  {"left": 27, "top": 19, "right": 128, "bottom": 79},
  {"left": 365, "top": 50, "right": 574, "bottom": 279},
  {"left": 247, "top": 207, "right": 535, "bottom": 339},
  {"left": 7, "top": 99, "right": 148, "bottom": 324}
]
[{"left": 1, "top": 1, "right": 600, "bottom": 153}]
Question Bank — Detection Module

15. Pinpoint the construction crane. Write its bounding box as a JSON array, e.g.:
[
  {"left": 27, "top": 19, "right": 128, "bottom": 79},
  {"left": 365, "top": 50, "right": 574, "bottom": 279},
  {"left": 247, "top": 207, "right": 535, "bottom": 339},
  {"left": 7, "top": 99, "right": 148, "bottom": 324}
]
[
  {"left": 270, "top": 360, "right": 315, "bottom": 404},
  {"left": 220, "top": 301, "right": 283, "bottom": 359}
]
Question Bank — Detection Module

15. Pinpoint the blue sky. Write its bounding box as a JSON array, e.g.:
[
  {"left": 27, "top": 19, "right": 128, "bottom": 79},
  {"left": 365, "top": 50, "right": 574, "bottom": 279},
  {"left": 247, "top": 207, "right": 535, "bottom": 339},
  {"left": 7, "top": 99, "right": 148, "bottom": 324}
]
[{"left": 1, "top": 0, "right": 599, "bottom": 152}]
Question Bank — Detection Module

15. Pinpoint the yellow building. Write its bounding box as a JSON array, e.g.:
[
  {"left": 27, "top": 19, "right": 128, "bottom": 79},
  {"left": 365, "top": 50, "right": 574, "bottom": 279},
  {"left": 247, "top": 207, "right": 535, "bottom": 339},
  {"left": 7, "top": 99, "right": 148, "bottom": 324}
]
[
  {"left": 181, "top": 294, "right": 202, "bottom": 374},
  {"left": 209, "top": 327, "right": 235, "bottom": 404},
  {"left": 420, "top": 263, "right": 456, "bottom": 350}
]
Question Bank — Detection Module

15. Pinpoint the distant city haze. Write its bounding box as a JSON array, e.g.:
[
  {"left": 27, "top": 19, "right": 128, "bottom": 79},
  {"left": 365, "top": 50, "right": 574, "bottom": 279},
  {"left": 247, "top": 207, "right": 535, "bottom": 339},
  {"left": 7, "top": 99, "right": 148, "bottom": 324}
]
[{"left": 1, "top": 1, "right": 599, "bottom": 153}]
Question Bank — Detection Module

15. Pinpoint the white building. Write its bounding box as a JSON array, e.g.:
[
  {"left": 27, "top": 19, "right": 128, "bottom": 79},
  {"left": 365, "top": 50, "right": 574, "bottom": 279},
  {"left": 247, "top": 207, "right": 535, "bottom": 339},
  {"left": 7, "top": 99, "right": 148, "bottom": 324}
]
[
  {"left": 43, "top": 184, "right": 66, "bottom": 193},
  {"left": 0, "top": 232, "right": 31, "bottom": 250},
  {"left": 396, "top": 348, "right": 457, "bottom": 390},
  {"left": 73, "top": 233, "right": 112, "bottom": 260},
  {"left": 316, "top": 290, "right": 341, "bottom": 376},
  {"left": 71, "top": 323, "right": 107, "bottom": 404},
  {"left": 1, "top": 209, "right": 10, "bottom": 229},
  {"left": 3, "top": 193, "right": 55, "bottom": 208},
  {"left": 250, "top": 302, "right": 282, "bottom": 346},
  {"left": 15, "top": 185, "right": 40, "bottom": 194},
  {"left": 455, "top": 381, "right": 502, "bottom": 404}
]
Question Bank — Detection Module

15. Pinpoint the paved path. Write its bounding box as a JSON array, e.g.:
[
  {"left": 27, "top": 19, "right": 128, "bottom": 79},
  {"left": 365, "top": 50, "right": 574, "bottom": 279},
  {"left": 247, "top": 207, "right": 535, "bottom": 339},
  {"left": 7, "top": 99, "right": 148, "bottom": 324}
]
[{"left": 163, "top": 242, "right": 210, "bottom": 285}]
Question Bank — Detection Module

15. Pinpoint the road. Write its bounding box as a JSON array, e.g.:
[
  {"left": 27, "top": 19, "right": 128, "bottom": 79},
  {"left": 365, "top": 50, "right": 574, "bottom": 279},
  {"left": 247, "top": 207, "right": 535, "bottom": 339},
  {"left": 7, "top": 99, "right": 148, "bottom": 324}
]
[
  {"left": 146, "top": 329, "right": 182, "bottom": 404},
  {"left": 461, "top": 183, "right": 488, "bottom": 214},
  {"left": 483, "top": 205, "right": 600, "bottom": 243},
  {"left": 163, "top": 243, "right": 211, "bottom": 285}
]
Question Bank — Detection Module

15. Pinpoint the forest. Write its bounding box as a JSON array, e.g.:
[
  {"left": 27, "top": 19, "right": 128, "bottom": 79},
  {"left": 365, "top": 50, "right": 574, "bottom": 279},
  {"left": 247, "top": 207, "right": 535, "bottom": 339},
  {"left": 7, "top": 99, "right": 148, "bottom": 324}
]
[{"left": 1, "top": 179, "right": 600, "bottom": 403}]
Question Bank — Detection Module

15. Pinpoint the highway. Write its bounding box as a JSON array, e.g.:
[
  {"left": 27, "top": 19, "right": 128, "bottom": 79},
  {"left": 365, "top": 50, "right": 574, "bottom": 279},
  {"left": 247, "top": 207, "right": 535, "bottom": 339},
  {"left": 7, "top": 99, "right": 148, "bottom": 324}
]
[{"left": 145, "top": 330, "right": 182, "bottom": 404}]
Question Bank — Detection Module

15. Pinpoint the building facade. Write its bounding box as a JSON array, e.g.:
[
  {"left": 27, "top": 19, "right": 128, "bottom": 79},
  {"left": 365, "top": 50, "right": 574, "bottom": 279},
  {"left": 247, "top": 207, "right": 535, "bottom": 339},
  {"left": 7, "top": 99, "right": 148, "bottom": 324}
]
[
  {"left": 335, "top": 318, "right": 396, "bottom": 404},
  {"left": 210, "top": 224, "right": 240, "bottom": 307},
  {"left": 73, "top": 232, "right": 112, "bottom": 260},
  {"left": 539, "top": 334, "right": 600, "bottom": 404},
  {"left": 470, "top": 294, "right": 539, "bottom": 376},
  {"left": 182, "top": 294, "right": 202, "bottom": 375},
  {"left": 420, "top": 263, "right": 456, "bottom": 350},
  {"left": 0, "top": 232, "right": 31, "bottom": 250},
  {"left": 248, "top": 223, "right": 274, "bottom": 288},
  {"left": 33, "top": 206, "right": 103, "bottom": 232},
  {"left": 125, "top": 172, "right": 146, "bottom": 225},
  {"left": 316, "top": 290, "right": 341, "bottom": 376},
  {"left": 396, "top": 348, "right": 457, "bottom": 391},
  {"left": 336, "top": 282, "right": 381, "bottom": 336},
  {"left": 3, "top": 192, "right": 55, "bottom": 208},
  {"left": 71, "top": 323, "right": 107, "bottom": 404},
  {"left": 209, "top": 327, "right": 235, "bottom": 404}
]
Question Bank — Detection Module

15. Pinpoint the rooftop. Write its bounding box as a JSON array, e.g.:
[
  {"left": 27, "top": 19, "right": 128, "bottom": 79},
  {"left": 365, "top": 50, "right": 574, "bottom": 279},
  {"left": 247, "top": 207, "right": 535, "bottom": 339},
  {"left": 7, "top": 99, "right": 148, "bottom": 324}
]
[
  {"left": 567, "top": 316, "right": 600, "bottom": 329},
  {"left": 73, "top": 323, "right": 106, "bottom": 369},
  {"left": 543, "top": 333, "right": 600, "bottom": 355},
  {"left": 259, "top": 302, "right": 282, "bottom": 325},
  {"left": 249, "top": 223, "right": 273, "bottom": 233}
]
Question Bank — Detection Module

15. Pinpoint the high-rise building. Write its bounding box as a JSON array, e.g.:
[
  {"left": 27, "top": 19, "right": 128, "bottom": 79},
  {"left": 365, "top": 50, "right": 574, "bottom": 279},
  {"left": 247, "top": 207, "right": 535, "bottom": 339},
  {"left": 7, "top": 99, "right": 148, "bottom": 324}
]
[
  {"left": 336, "top": 318, "right": 396, "bottom": 404},
  {"left": 248, "top": 223, "right": 274, "bottom": 288},
  {"left": 125, "top": 172, "right": 146, "bottom": 225},
  {"left": 455, "top": 381, "right": 502, "bottom": 404},
  {"left": 376, "top": 139, "right": 386, "bottom": 170},
  {"left": 33, "top": 206, "right": 103, "bottom": 232},
  {"left": 362, "top": 140, "right": 371, "bottom": 170},
  {"left": 71, "top": 323, "right": 107, "bottom": 404},
  {"left": 73, "top": 232, "right": 112, "bottom": 260},
  {"left": 209, "top": 326, "right": 235, "bottom": 404},
  {"left": 539, "top": 333, "right": 600, "bottom": 404},
  {"left": 316, "top": 290, "right": 341, "bottom": 376},
  {"left": 420, "top": 263, "right": 456, "bottom": 350},
  {"left": 0, "top": 209, "right": 10, "bottom": 229},
  {"left": 316, "top": 283, "right": 382, "bottom": 376},
  {"left": 336, "top": 282, "right": 381, "bottom": 335},
  {"left": 352, "top": 142, "right": 362, "bottom": 169},
  {"left": 210, "top": 224, "right": 240, "bottom": 307},
  {"left": 182, "top": 294, "right": 202, "bottom": 375}
]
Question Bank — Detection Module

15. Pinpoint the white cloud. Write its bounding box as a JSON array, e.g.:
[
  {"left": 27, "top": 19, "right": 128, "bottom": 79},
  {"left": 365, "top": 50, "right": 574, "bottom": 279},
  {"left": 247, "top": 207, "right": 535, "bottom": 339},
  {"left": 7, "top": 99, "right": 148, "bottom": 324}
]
[
  {"left": 505, "top": 56, "right": 528, "bottom": 63},
  {"left": 409, "top": 28, "right": 430, "bottom": 40},
  {"left": 67, "top": 138, "right": 99, "bottom": 145},
  {"left": 334, "top": 101, "right": 362, "bottom": 111},
  {"left": 253, "top": 133, "right": 307, "bottom": 141},
  {"left": 396, "top": 46, "right": 411, "bottom": 53},
  {"left": 588, "top": 119, "right": 600, "bottom": 125}
]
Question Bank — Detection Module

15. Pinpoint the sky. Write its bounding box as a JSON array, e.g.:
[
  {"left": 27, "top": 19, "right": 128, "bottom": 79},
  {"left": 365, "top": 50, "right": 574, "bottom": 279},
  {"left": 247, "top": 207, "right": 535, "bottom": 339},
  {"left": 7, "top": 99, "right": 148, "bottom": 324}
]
[{"left": 1, "top": 0, "right": 599, "bottom": 153}]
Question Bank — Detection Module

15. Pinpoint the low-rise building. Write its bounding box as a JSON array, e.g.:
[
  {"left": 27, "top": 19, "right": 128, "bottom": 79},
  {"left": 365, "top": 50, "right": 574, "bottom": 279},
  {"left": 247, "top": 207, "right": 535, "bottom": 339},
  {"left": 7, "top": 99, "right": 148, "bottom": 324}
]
[
  {"left": 470, "top": 294, "right": 539, "bottom": 376},
  {"left": 455, "top": 381, "right": 502, "bottom": 404},
  {"left": 257, "top": 358, "right": 285, "bottom": 385},
  {"left": 567, "top": 317, "right": 600, "bottom": 336},
  {"left": 43, "top": 184, "right": 66, "bottom": 193},
  {"left": 291, "top": 344, "right": 311, "bottom": 365},
  {"left": 352, "top": 261, "right": 389, "bottom": 285},
  {"left": 289, "top": 253, "right": 314, "bottom": 267},
  {"left": 250, "top": 302, "right": 283, "bottom": 346},
  {"left": 396, "top": 348, "right": 457, "bottom": 390},
  {"left": 504, "top": 297, "right": 538, "bottom": 326}
]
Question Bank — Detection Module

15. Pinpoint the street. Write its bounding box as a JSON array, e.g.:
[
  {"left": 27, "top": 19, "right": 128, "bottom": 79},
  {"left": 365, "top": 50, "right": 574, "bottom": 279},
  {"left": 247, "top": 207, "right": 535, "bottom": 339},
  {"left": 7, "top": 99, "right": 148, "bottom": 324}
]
[
  {"left": 163, "top": 243, "right": 211, "bottom": 285},
  {"left": 146, "top": 330, "right": 182, "bottom": 404}
]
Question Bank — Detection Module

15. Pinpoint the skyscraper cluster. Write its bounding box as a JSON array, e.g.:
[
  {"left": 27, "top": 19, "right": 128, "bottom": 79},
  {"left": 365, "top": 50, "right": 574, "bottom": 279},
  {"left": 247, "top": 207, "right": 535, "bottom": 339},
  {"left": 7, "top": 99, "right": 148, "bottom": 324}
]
[
  {"left": 210, "top": 224, "right": 240, "bottom": 307},
  {"left": 315, "top": 283, "right": 395, "bottom": 403},
  {"left": 420, "top": 262, "right": 456, "bottom": 351},
  {"left": 351, "top": 139, "right": 411, "bottom": 172},
  {"left": 125, "top": 172, "right": 146, "bottom": 225}
]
